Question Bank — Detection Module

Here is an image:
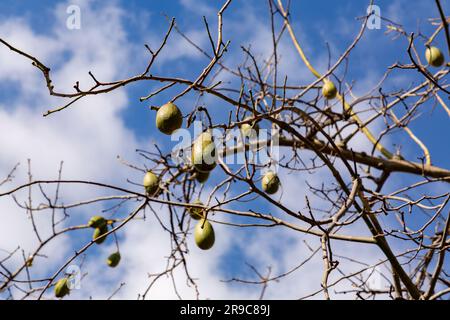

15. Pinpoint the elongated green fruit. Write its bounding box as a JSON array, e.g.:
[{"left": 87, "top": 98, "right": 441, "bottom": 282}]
[
  {"left": 54, "top": 278, "right": 70, "bottom": 298},
  {"left": 88, "top": 215, "right": 107, "bottom": 229},
  {"left": 143, "top": 171, "right": 159, "bottom": 195},
  {"left": 262, "top": 171, "right": 280, "bottom": 194},
  {"left": 322, "top": 80, "right": 337, "bottom": 100},
  {"left": 191, "top": 132, "right": 217, "bottom": 173},
  {"left": 194, "top": 219, "right": 215, "bottom": 250},
  {"left": 194, "top": 170, "right": 209, "bottom": 183},
  {"left": 156, "top": 102, "right": 183, "bottom": 135},
  {"left": 107, "top": 252, "right": 121, "bottom": 268},
  {"left": 425, "top": 46, "right": 445, "bottom": 67},
  {"left": 93, "top": 225, "right": 108, "bottom": 245}
]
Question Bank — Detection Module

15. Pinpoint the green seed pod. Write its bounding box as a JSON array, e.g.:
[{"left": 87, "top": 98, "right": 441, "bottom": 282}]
[
  {"left": 425, "top": 46, "right": 445, "bottom": 67},
  {"left": 191, "top": 132, "right": 217, "bottom": 173},
  {"left": 188, "top": 199, "right": 204, "bottom": 220},
  {"left": 88, "top": 215, "right": 107, "bottom": 229},
  {"left": 322, "top": 80, "right": 337, "bottom": 100},
  {"left": 194, "top": 170, "right": 210, "bottom": 183},
  {"left": 156, "top": 102, "right": 183, "bottom": 135},
  {"left": 262, "top": 171, "right": 280, "bottom": 194},
  {"left": 107, "top": 252, "right": 121, "bottom": 268},
  {"left": 240, "top": 116, "right": 260, "bottom": 137},
  {"left": 143, "top": 171, "right": 159, "bottom": 195},
  {"left": 194, "top": 219, "right": 215, "bottom": 250},
  {"left": 54, "top": 278, "right": 70, "bottom": 298},
  {"left": 93, "top": 225, "right": 108, "bottom": 245}
]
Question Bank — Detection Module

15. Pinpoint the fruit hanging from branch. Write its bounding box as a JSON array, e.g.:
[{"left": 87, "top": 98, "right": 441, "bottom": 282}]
[
  {"left": 188, "top": 199, "right": 204, "bottom": 220},
  {"left": 88, "top": 215, "right": 107, "bottom": 229},
  {"left": 107, "top": 252, "right": 121, "bottom": 268},
  {"left": 193, "top": 169, "right": 210, "bottom": 183},
  {"left": 194, "top": 219, "right": 215, "bottom": 250},
  {"left": 262, "top": 171, "right": 280, "bottom": 194},
  {"left": 155, "top": 102, "right": 183, "bottom": 135},
  {"left": 143, "top": 170, "right": 159, "bottom": 195},
  {"left": 425, "top": 46, "right": 445, "bottom": 67},
  {"left": 93, "top": 225, "right": 108, "bottom": 245},
  {"left": 191, "top": 131, "right": 217, "bottom": 173},
  {"left": 322, "top": 79, "right": 337, "bottom": 100},
  {"left": 54, "top": 278, "right": 70, "bottom": 298}
]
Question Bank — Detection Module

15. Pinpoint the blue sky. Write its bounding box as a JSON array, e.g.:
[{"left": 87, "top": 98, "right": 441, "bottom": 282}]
[
  {"left": 0, "top": 0, "right": 449, "bottom": 299},
  {"left": 1, "top": 0, "right": 448, "bottom": 160}
]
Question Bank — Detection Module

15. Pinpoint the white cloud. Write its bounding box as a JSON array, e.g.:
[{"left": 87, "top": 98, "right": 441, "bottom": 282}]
[{"left": 0, "top": 0, "right": 143, "bottom": 297}]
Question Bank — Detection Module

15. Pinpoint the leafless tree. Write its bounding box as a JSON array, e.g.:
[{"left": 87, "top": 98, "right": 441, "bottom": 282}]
[{"left": 0, "top": 0, "right": 449, "bottom": 300}]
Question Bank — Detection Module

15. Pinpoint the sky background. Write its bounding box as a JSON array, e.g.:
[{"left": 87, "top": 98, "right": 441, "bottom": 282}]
[{"left": 0, "top": 0, "right": 449, "bottom": 299}]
